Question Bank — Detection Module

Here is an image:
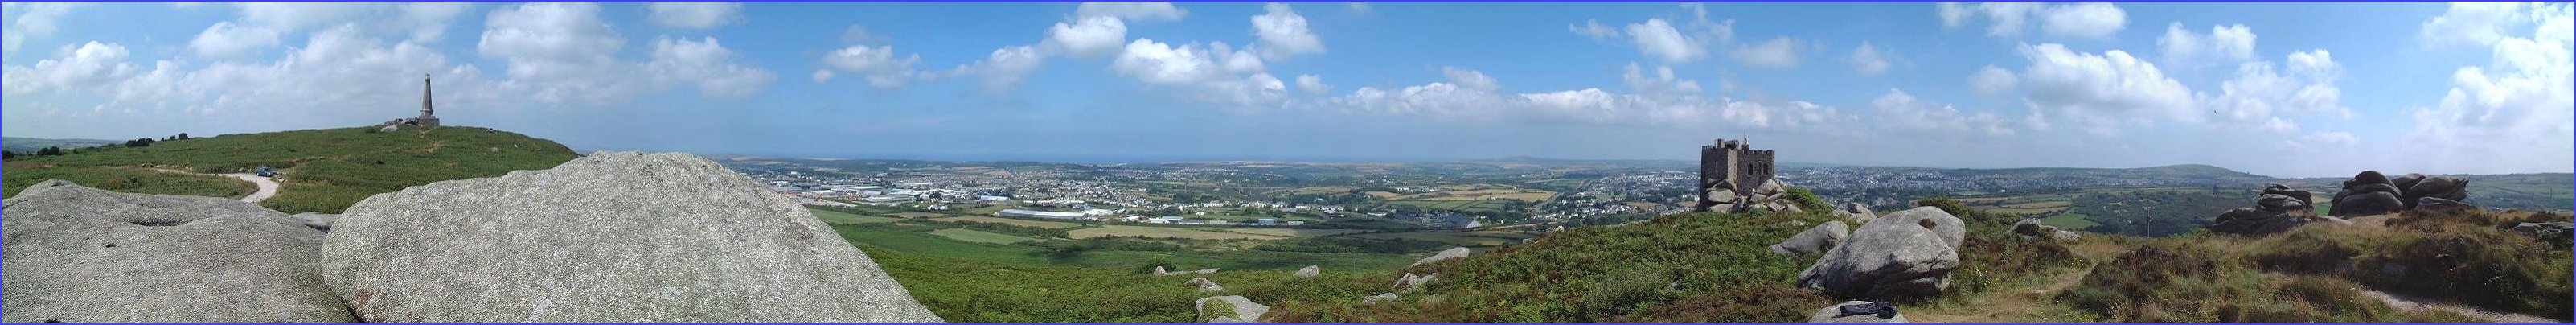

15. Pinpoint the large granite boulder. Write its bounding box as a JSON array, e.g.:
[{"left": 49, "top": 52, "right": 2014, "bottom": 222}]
[
  {"left": 2205, "top": 208, "right": 2309, "bottom": 236},
  {"left": 2403, "top": 175, "right": 2469, "bottom": 208},
  {"left": 2389, "top": 173, "right": 2426, "bottom": 193},
  {"left": 1807, "top": 301, "right": 1909, "bottom": 323},
  {"left": 321, "top": 152, "right": 941, "bottom": 323},
  {"left": 2415, "top": 197, "right": 2477, "bottom": 212},
  {"left": 2342, "top": 171, "right": 2392, "bottom": 190},
  {"left": 1, "top": 180, "right": 355, "bottom": 323},
  {"left": 1881, "top": 207, "right": 1964, "bottom": 249},
  {"left": 2255, "top": 194, "right": 2308, "bottom": 214},
  {"left": 1795, "top": 207, "right": 1963, "bottom": 300},
  {"left": 1196, "top": 295, "right": 1269, "bottom": 323},
  {"left": 2331, "top": 191, "right": 2406, "bottom": 217},
  {"left": 1771, "top": 221, "right": 1851, "bottom": 256},
  {"left": 1412, "top": 247, "right": 1471, "bottom": 266},
  {"left": 1834, "top": 203, "right": 1877, "bottom": 224}
]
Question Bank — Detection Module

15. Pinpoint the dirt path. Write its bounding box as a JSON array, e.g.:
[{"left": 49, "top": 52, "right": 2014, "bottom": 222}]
[
  {"left": 218, "top": 173, "right": 280, "bottom": 203},
  {"left": 2359, "top": 287, "right": 2558, "bottom": 323}
]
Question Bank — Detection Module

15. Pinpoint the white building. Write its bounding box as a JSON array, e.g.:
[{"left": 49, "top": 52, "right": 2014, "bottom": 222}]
[{"left": 999, "top": 209, "right": 1088, "bottom": 220}]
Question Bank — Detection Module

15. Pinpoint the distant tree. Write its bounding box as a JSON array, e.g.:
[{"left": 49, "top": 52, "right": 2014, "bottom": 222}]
[
  {"left": 37, "top": 146, "right": 63, "bottom": 156},
  {"left": 177, "top": 133, "right": 190, "bottom": 140},
  {"left": 123, "top": 138, "right": 154, "bottom": 147},
  {"left": 2, "top": 150, "right": 14, "bottom": 160}
]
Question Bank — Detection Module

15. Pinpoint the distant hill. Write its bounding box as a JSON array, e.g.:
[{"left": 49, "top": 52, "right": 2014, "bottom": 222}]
[
  {"left": 2, "top": 137, "right": 122, "bottom": 153},
  {"left": 2, "top": 126, "right": 578, "bottom": 213}
]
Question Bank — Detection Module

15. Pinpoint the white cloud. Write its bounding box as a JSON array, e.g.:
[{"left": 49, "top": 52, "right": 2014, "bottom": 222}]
[
  {"left": 820, "top": 43, "right": 924, "bottom": 88},
  {"left": 646, "top": 2, "right": 744, "bottom": 30},
  {"left": 1943, "top": 2, "right": 2127, "bottom": 39},
  {"left": 1850, "top": 42, "right": 1892, "bottom": 76},
  {"left": 1441, "top": 67, "right": 1501, "bottom": 91},
  {"left": 1571, "top": 19, "right": 1619, "bottom": 40},
  {"left": 397, "top": 2, "right": 471, "bottom": 43},
  {"left": 1730, "top": 37, "right": 1800, "bottom": 68},
  {"left": 188, "top": 22, "right": 282, "bottom": 58},
  {"left": 1251, "top": 2, "right": 1325, "bottom": 60},
  {"left": 646, "top": 36, "right": 776, "bottom": 98},
  {"left": 1622, "top": 63, "right": 1701, "bottom": 95},
  {"left": 1626, "top": 19, "right": 1706, "bottom": 62},
  {"left": 2013, "top": 43, "right": 2193, "bottom": 134},
  {"left": 2, "top": 41, "right": 139, "bottom": 95},
  {"left": 954, "top": 45, "right": 1046, "bottom": 93},
  {"left": 1106, "top": 39, "right": 1289, "bottom": 109},
  {"left": 1113, "top": 39, "right": 1227, "bottom": 84},
  {"left": 3, "top": 2, "right": 79, "bottom": 54},
  {"left": 238, "top": 2, "right": 378, "bottom": 31},
  {"left": 810, "top": 69, "right": 834, "bottom": 83},
  {"left": 1346, "top": 2, "right": 1372, "bottom": 14},
  {"left": 2420, "top": 2, "right": 2539, "bottom": 47},
  {"left": 2156, "top": 22, "right": 2257, "bottom": 68},
  {"left": 477, "top": 2, "right": 640, "bottom": 104},
  {"left": 1969, "top": 65, "right": 2018, "bottom": 95},
  {"left": 1295, "top": 74, "right": 1332, "bottom": 94},
  {"left": 1076, "top": 2, "right": 1187, "bottom": 22},
  {"left": 1211, "top": 42, "right": 1265, "bottom": 73},
  {"left": 1299, "top": 64, "right": 1849, "bottom": 129},
  {"left": 1872, "top": 88, "right": 2015, "bottom": 136},
  {"left": 2404, "top": 2, "right": 2574, "bottom": 174},
  {"left": 2204, "top": 50, "right": 2349, "bottom": 130},
  {"left": 1043, "top": 15, "right": 1128, "bottom": 57}
]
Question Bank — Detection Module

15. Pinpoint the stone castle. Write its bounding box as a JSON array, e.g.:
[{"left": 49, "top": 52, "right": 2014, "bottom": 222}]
[
  {"left": 381, "top": 74, "right": 440, "bottom": 130},
  {"left": 1695, "top": 138, "right": 1776, "bottom": 212}
]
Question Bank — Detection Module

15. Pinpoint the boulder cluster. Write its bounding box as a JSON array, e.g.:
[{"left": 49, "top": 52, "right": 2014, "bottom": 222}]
[
  {"left": 2206, "top": 183, "right": 2334, "bottom": 236},
  {"left": 2329, "top": 171, "right": 2471, "bottom": 217},
  {"left": 2, "top": 152, "right": 944, "bottom": 323},
  {"left": 1708, "top": 179, "right": 1804, "bottom": 213},
  {"left": 1795, "top": 207, "right": 1965, "bottom": 301},
  {"left": 2011, "top": 219, "right": 2082, "bottom": 241}
]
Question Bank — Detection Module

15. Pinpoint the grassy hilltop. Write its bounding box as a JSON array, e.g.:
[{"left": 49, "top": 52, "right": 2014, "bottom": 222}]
[{"left": 2, "top": 126, "right": 578, "bottom": 213}]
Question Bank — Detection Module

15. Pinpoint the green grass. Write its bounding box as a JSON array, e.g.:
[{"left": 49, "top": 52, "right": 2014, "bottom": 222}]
[
  {"left": 2040, "top": 212, "right": 2101, "bottom": 229},
  {"left": 2, "top": 164, "right": 254, "bottom": 199},
  {"left": 3, "top": 126, "right": 576, "bottom": 213},
  {"left": 810, "top": 207, "right": 902, "bottom": 224},
  {"left": 833, "top": 224, "right": 1416, "bottom": 271},
  {"left": 931, "top": 228, "right": 1034, "bottom": 244}
]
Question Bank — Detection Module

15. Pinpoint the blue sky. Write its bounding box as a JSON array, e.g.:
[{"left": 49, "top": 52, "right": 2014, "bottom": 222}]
[{"left": 2, "top": 2, "right": 2569, "bottom": 177}]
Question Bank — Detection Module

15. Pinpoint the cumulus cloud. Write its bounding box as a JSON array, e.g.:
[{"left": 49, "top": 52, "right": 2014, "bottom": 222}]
[
  {"left": 1570, "top": 19, "right": 1619, "bottom": 40},
  {"left": 820, "top": 44, "right": 926, "bottom": 88},
  {"left": 1626, "top": 19, "right": 1708, "bottom": 62},
  {"left": 1969, "top": 65, "right": 2018, "bottom": 95},
  {"left": 1297, "top": 64, "right": 1848, "bottom": 129},
  {"left": 188, "top": 22, "right": 282, "bottom": 58},
  {"left": 1113, "top": 39, "right": 1229, "bottom": 84},
  {"left": 647, "top": 36, "right": 776, "bottom": 98},
  {"left": 1622, "top": 63, "right": 1703, "bottom": 95},
  {"left": 477, "top": 2, "right": 773, "bottom": 103},
  {"left": 1295, "top": 74, "right": 1332, "bottom": 94},
  {"left": 954, "top": 45, "right": 1047, "bottom": 93},
  {"left": 2156, "top": 22, "right": 2257, "bottom": 68},
  {"left": 1441, "top": 67, "right": 1500, "bottom": 91},
  {"left": 647, "top": 2, "right": 744, "bottom": 29},
  {"left": 1938, "top": 2, "right": 2127, "bottom": 39},
  {"left": 4, "top": 2, "right": 80, "bottom": 54},
  {"left": 1044, "top": 15, "right": 1129, "bottom": 58},
  {"left": 2, "top": 41, "right": 140, "bottom": 95},
  {"left": 2420, "top": 2, "right": 2542, "bottom": 47},
  {"left": 1251, "top": 2, "right": 1325, "bottom": 60},
  {"left": 2013, "top": 43, "right": 2193, "bottom": 134},
  {"left": 1850, "top": 42, "right": 1892, "bottom": 76},
  {"left": 1872, "top": 88, "right": 2015, "bottom": 136},
  {"left": 1572, "top": 3, "right": 1732, "bottom": 63},
  {"left": 1730, "top": 37, "right": 1800, "bottom": 68},
  {"left": 810, "top": 69, "right": 834, "bottom": 83},
  {"left": 1076, "top": 2, "right": 1188, "bottom": 22},
  {"left": 238, "top": 2, "right": 378, "bottom": 31},
  {"left": 2204, "top": 49, "right": 2349, "bottom": 130},
  {"left": 2404, "top": 2, "right": 2574, "bottom": 174}
]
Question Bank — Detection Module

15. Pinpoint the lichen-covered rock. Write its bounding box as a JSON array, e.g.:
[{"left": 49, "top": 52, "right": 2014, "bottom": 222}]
[
  {"left": 1881, "top": 207, "right": 1964, "bottom": 249},
  {"left": 322, "top": 152, "right": 941, "bottom": 323},
  {"left": 1795, "top": 207, "right": 1962, "bottom": 300},
  {"left": 2, "top": 180, "right": 355, "bottom": 323},
  {"left": 1196, "top": 295, "right": 1268, "bottom": 323},
  {"left": 1771, "top": 221, "right": 1850, "bottom": 256},
  {"left": 2256, "top": 194, "right": 2308, "bottom": 214},
  {"left": 2207, "top": 208, "right": 2309, "bottom": 236},
  {"left": 1294, "top": 265, "right": 1319, "bottom": 278},
  {"left": 2389, "top": 173, "right": 2426, "bottom": 193},
  {"left": 2331, "top": 191, "right": 2405, "bottom": 217},
  {"left": 2342, "top": 171, "right": 2393, "bottom": 190},
  {"left": 1807, "top": 301, "right": 1908, "bottom": 323},
  {"left": 2403, "top": 175, "right": 2469, "bottom": 208},
  {"left": 1413, "top": 247, "right": 1471, "bottom": 266},
  {"left": 1834, "top": 203, "right": 1877, "bottom": 224}
]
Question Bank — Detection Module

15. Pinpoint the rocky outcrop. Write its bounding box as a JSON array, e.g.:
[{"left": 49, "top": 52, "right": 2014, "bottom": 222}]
[
  {"left": 1, "top": 180, "right": 355, "bottom": 323},
  {"left": 1413, "top": 247, "right": 1471, "bottom": 266},
  {"left": 1708, "top": 179, "right": 1803, "bottom": 213},
  {"left": 1396, "top": 273, "right": 1438, "bottom": 293},
  {"left": 1186, "top": 278, "right": 1226, "bottom": 292},
  {"left": 1294, "top": 265, "right": 1319, "bottom": 278},
  {"left": 1795, "top": 207, "right": 1963, "bottom": 301},
  {"left": 2389, "top": 173, "right": 2426, "bottom": 194},
  {"left": 321, "top": 152, "right": 941, "bottom": 323},
  {"left": 289, "top": 212, "right": 338, "bottom": 231},
  {"left": 1360, "top": 293, "right": 1398, "bottom": 305},
  {"left": 2402, "top": 175, "right": 2469, "bottom": 208},
  {"left": 1196, "top": 295, "right": 1269, "bottom": 323},
  {"left": 2511, "top": 222, "right": 2573, "bottom": 241},
  {"left": 2332, "top": 191, "right": 2406, "bottom": 217},
  {"left": 2011, "top": 219, "right": 2079, "bottom": 241},
  {"left": 2208, "top": 208, "right": 2311, "bottom": 236},
  {"left": 1834, "top": 203, "right": 1877, "bottom": 225},
  {"left": 1155, "top": 266, "right": 1178, "bottom": 276},
  {"left": 1807, "top": 301, "right": 1908, "bottom": 323},
  {"left": 1771, "top": 221, "right": 1850, "bottom": 255}
]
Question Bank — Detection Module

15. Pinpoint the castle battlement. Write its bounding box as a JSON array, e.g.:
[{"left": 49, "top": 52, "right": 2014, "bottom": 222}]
[{"left": 1696, "top": 138, "right": 1775, "bottom": 212}]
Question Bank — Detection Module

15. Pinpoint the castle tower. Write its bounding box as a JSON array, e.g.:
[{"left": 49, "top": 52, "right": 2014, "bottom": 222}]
[
  {"left": 413, "top": 74, "right": 441, "bottom": 126},
  {"left": 1694, "top": 138, "right": 1776, "bottom": 212}
]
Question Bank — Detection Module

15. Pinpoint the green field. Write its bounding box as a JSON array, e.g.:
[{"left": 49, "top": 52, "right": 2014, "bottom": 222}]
[
  {"left": 2, "top": 126, "right": 576, "bottom": 213},
  {"left": 810, "top": 208, "right": 902, "bottom": 224},
  {"left": 944, "top": 216, "right": 1087, "bottom": 228},
  {"left": 1349, "top": 231, "right": 1536, "bottom": 247},
  {"left": 2041, "top": 212, "right": 2101, "bottom": 229},
  {"left": 931, "top": 228, "right": 1034, "bottom": 244},
  {"left": 1070, "top": 225, "right": 1287, "bottom": 240},
  {"left": 2, "top": 164, "right": 255, "bottom": 199},
  {"left": 834, "top": 224, "right": 1417, "bottom": 270}
]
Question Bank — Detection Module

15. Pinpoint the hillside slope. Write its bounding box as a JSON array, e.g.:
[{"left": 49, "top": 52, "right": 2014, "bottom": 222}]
[{"left": 2, "top": 126, "right": 577, "bottom": 213}]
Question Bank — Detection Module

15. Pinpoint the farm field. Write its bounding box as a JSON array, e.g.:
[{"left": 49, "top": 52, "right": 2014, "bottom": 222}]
[
  {"left": 1218, "top": 228, "right": 1371, "bottom": 237},
  {"left": 930, "top": 228, "right": 1033, "bottom": 244},
  {"left": 810, "top": 208, "right": 902, "bottom": 224},
  {"left": 1393, "top": 188, "right": 1556, "bottom": 202},
  {"left": 834, "top": 224, "right": 1418, "bottom": 271},
  {"left": 943, "top": 216, "right": 1088, "bottom": 228},
  {"left": 891, "top": 212, "right": 946, "bottom": 219},
  {"left": 1347, "top": 230, "right": 1537, "bottom": 247},
  {"left": 1069, "top": 225, "right": 1290, "bottom": 240}
]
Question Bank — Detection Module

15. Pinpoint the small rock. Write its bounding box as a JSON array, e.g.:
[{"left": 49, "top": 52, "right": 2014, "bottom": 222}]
[
  {"left": 289, "top": 212, "right": 340, "bottom": 232},
  {"left": 1412, "top": 247, "right": 1471, "bottom": 266},
  {"left": 1396, "top": 273, "right": 1439, "bottom": 293},
  {"left": 1807, "top": 301, "right": 1908, "bottom": 323},
  {"left": 2510, "top": 222, "right": 2573, "bottom": 241},
  {"left": 2049, "top": 230, "right": 2082, "bottom": 241},
  {"left": 1195, "top": 295, "right": 1269, "bottom": 323},
  {"left": 1196, "top": 268, "right": 1223, "bottom": 274},
  {"left": 1770, "top": 221, "right": 1850, "bottom": 256},
  {"left": 1294, "top": 265, "right": 1319, "bottom": 278},
  {"left": 1360, "top": 293, "right": 1397, "bottom": 305}
]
